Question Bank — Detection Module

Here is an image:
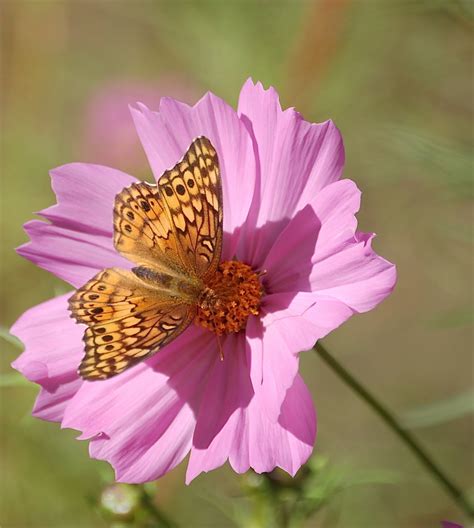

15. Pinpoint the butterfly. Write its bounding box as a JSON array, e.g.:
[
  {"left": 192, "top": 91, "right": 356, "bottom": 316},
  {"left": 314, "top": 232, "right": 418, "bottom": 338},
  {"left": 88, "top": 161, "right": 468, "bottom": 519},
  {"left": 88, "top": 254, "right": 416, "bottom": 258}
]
[{"left": 68, "top": 137, "right": 223, "bottom": 380}]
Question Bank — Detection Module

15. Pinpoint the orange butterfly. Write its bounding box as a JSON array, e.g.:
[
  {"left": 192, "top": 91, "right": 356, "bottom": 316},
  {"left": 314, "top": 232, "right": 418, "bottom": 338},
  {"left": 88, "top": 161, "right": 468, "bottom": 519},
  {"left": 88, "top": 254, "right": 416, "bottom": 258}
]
[{"left": 69, "top": 137, "right": 223, "bottom": 380}]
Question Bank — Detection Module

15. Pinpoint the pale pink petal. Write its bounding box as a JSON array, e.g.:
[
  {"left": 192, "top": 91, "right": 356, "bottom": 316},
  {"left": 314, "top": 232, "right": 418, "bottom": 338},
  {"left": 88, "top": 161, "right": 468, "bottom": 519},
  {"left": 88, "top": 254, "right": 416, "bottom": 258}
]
[
  {"left": 10, "top": 293, "right": 84, "bottom": 421},
  {"left": 186, "top": 374, "right": 316, "bottom": 483},
  {"left": 62, "top": 327, "right": 216, "bottom": 483},
  {"left": 41, "top": 163, "right": 137, "bottom": 235},
  {"left": 237, "top": 79, "right": 345, "bottom": 266},
  {"left": 247, "top": 294, "right": 353, "bottom": 422},
  {"left": 18, "top": 163, "right": 136, "bottom": 287},
  {"left": 258, "top": 176, "right": 395, "bottom": 316},
  {"left": 192, "top": 333, "right": 253, "bottom": 450},
  {"left": 263, "top": 179, "right": 362, "bottom": 294},
  {"left": 79, "top": 77, "right": 199, "bottom": 172},
  {"left": 130, "top": 94, "right": 257, "bottom": 258},
  {"left": 32, "top": 379, "right": 82, "bottom": 422},
  {"left": 260, "top": 204, "right": 320, "bottom": 296},
  {"left": 310, "top": 233, "right": 397, "bottom": 313},
  {"left": 18, "top": 222, "right": 130, "bottom": 288}
]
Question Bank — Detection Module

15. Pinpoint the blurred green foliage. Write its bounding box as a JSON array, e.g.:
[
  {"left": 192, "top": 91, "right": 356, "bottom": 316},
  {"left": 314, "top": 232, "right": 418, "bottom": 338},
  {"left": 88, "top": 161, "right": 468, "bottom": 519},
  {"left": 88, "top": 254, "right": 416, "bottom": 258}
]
[{"left": 1, "top": 0, "right": 472, "bottom": 527}]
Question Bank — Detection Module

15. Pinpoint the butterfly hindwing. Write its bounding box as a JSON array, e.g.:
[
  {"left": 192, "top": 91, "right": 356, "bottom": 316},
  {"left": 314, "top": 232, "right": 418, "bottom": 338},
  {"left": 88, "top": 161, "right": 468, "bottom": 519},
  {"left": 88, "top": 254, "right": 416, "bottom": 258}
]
[{"left": 69, "top": 268, "right": 196, "bottom": 380}]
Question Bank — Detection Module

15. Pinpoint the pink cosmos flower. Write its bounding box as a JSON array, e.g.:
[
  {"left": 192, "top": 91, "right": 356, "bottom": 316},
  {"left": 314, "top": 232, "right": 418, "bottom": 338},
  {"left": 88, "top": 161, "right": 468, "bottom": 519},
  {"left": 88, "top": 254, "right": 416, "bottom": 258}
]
[
  {"left": 79, "top": 77, "right": 199, "bottom": 172},
  {"left": 11, "top": 79, "right": 396, "bottom": 483}
]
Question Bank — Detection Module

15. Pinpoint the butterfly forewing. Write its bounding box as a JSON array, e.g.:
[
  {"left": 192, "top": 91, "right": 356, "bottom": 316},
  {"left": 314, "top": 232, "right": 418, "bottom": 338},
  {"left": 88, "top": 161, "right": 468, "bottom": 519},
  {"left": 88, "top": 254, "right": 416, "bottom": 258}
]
[
  {"left": 69, "top": 137, "right": 223, "bottom": 380},
  {"left": 114, "top": 182, "right": 189, "bottom": 277},
  {"left": 157, "top": 137, "right": 223, "bottom": 281},
  {"left": 113, "top": 137, "right": 222, "bottom": 281}
]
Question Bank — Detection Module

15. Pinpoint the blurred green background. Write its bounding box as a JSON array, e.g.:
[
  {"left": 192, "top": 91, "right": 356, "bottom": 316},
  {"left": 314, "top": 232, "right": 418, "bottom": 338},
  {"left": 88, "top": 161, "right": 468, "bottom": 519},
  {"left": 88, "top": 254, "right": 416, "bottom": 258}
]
[{"left": 1, "top": 0, "right": 473, "bottom": 527}]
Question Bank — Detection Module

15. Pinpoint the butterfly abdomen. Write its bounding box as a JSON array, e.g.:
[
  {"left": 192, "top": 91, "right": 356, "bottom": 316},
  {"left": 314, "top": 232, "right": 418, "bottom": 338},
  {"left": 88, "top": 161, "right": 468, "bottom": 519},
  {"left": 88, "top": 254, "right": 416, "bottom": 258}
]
[
  {"left": 132, "top": 266, "right": 173, "bottom": 286},
  {"left": 132, "top": 265, "right": 202, "bottom": 302}
]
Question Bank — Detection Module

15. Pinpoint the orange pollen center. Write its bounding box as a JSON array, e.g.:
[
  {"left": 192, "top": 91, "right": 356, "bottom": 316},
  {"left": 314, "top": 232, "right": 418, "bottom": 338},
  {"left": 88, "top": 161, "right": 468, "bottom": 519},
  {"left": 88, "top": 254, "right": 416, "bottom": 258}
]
[{"left": 195, "top": 260, "right": 263, "bottom": 335}]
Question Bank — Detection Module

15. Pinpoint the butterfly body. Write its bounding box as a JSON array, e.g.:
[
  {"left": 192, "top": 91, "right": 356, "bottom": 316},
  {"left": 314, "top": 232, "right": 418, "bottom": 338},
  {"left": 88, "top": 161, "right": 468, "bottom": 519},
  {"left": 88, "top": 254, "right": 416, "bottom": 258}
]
[{"left": 131, "top": 265, "right": 204, "bottom": 302}]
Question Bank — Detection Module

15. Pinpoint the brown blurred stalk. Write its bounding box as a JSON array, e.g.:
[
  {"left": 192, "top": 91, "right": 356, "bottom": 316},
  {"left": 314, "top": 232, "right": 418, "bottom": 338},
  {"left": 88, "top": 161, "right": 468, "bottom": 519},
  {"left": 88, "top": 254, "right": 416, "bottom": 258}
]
[{"left": 286, "top": 0, "right": 352, "bottom": 112}]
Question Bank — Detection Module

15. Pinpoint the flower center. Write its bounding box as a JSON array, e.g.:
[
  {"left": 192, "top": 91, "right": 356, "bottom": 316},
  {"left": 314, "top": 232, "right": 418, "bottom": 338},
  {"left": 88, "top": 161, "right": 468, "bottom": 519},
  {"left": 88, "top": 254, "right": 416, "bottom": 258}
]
[{"left": 195, "top": 260, "right": 263, "bottom": 335}]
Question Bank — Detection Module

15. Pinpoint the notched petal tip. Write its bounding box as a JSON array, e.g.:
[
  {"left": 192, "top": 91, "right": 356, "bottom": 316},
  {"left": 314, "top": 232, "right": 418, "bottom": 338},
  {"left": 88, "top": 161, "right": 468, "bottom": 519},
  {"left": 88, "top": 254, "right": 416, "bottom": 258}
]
[{"left": 11, "top": 358, "right": 49, "bottom": 384}]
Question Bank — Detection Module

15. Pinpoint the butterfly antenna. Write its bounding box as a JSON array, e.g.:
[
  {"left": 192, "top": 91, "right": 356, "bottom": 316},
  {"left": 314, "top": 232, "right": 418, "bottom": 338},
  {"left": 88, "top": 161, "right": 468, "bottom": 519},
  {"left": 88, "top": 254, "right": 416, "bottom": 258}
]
[
  {"left": 204, "top": 298, "right": 225, "bottom": 361},
  {"left": 216, "top": 334, "right": 224, "bottom": 361}
]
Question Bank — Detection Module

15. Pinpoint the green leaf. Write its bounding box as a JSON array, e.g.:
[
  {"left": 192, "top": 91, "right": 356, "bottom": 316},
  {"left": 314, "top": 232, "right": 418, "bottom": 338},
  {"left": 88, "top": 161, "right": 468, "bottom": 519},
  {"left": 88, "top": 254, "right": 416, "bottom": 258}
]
[
  {"left": 0, "top": 326, "right": 23, "bottom": 350},
  {"left": 381, "top": 125, "right": 473, "bottom": 197},
  {"left": 428, "top": 306, "right": 473, "bottom": 329},
  {"left": 401, "top": 390, "right": 474, "bottom": 428},
  {"left": 0, "top": 372, "right": 32, "bottom": 388}
]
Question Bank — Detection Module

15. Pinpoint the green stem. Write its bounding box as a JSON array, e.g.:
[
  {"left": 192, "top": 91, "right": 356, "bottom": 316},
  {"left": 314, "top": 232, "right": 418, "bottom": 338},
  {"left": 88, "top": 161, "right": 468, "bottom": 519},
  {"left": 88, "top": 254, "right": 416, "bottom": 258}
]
[
  {"left": 139, "top": 486, "right": 178, "bottom": 528},
  {"left": 314, "top": 342, "right": 474, "bottom": 519}
]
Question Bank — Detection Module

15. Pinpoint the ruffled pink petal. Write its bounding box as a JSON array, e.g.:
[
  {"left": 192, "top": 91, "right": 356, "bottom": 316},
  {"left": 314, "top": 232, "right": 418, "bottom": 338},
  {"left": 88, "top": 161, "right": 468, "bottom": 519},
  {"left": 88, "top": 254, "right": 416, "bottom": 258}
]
[
  {"left": 32, "top": 379, "right": 82, "bottom": 422},
  {"left": 260, "top": 176, "right": 396, "bottom": 313},
  {"left": 42, "top": 163, "right": 137, "bottom": 235},
  {"left": 192, "top": 333, "right": 253, "bottom": 450},
  {"left": 186, "top": 374, "right": 316, "bottom": 483},
  {"left": 79, "top": 78, "right": 200, "bottom": 172},
  {"left": 237, "top": 79, "right": 345, "bottom": 266},
  {"left": 130, "top": 93, "right": 257, "bottom": 259},
  {"left": 62, "top": 327, "right": 217, "bottom": 483},
  {"left": 310, "top": 233, "right": 397, "bottom": 313},
  {"left": 10, "top": 293, "right": 84, "bottom": 421},
  {"left": 17, "top": 163, "right": 136, "bottom": 287},
  {"left": 263, "top": 179, "right": 362, "bottom": 294},
  {"left": 18, "top": 221, "right": 131, "bottom": 288},
  {"left": 247, "top": 293, "right": 353, "bottom": 422}
]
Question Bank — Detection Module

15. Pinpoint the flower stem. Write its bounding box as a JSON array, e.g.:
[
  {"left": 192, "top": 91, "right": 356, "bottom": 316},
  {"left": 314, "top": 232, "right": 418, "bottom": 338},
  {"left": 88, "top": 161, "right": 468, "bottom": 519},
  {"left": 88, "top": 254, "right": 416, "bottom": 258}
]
[
  {"left": 314, "top": 342, "right": 474, "bottom": 519},
  {"left": 139, "top": 486, "right": 178, "bottom": 528}
]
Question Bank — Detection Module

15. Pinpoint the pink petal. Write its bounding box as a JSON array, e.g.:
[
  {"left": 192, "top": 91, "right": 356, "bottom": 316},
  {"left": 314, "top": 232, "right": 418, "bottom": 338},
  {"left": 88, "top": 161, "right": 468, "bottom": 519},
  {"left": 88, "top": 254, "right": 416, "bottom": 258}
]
[
  {"left": 130, "top": 93, "right": 257, "bottom": 259},
  {"left": 192, "top": 333, "right": 253, "bottom": 450},
  {"left": 17, "top": 163, "right": 136, "bottom": 287},
  {"left": 263, "top": 179, "right": 362, "bottom": 294},
  {"left": 42, "top": 163, "right": 137, "bottom": 235},
  {"left": 186, "top": 374, "right": 316, "bottom": 483},
  {"left": 259, "top": 176, "right": 395, "bottom": 314},
  {"left": 247, "top": 293, "right": 353, "bottom": 422},
  {"left": 237, "top": 79, "right": 345, "bottom": 266},
  {"left": 62, "top": 327, "right": 216, "bottom": 483},
  {"left": 32, "top": 379, "right": 82, "bottom": 422},
  {"left": 10, "top": 293, "right": 84, "bottom": 421},
  {"left": 79, "top": 77, "right": 200, "bottom": 173},
  {"left": 18, "top": 221, "right": 130, "bottom": 288},
  {"left": 310, "top": 233, "right": 397, "bottom": 313}
]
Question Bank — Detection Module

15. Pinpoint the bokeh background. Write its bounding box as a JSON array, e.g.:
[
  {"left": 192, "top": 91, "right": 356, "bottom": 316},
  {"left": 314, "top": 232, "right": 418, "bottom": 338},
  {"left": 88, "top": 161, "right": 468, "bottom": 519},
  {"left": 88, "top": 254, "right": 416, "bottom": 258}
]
[{"left": 1, "top": 0, "right": 473, "bottom": 527}]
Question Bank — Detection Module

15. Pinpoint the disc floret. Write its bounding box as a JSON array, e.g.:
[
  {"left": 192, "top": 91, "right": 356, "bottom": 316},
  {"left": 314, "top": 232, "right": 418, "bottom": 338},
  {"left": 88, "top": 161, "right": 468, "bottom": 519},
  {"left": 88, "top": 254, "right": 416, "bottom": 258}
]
[{"left": 195, "top": 261, "right": 263, "bottom": 335}]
